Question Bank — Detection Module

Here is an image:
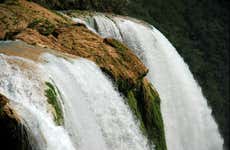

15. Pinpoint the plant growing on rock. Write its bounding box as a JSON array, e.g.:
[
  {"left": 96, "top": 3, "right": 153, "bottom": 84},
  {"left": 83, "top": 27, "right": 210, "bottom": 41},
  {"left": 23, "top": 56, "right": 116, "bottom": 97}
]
[{"left": 45, "top": 82, "right": 63, "bottom": 125}]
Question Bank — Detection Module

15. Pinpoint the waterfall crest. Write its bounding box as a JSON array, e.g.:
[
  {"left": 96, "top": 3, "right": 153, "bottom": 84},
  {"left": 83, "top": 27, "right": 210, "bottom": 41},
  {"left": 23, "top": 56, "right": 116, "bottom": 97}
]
[{"left": 91, "top": 15, "right": 224, "bottom": 150}]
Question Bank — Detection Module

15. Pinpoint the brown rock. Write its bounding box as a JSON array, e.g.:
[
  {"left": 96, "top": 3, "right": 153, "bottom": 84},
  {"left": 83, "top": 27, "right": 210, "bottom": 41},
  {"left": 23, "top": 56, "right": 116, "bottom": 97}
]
[
  {"left": 0, "top": 93, "right": 35, "bottom": 150},
  {"left": 0, "top": 25, "right": 5, "bottom": 39},
  {"left": 15, "top": 25, "right": 148, "bottom": 89},
  {"left": 0, "top": 0, "right": 71, "bottom": 39},
  {"left": 1, "top": 0, "right": 148, "bottom": 89},
  {"left": 0, "top": 93, "right": 20, "bottom": 126}
]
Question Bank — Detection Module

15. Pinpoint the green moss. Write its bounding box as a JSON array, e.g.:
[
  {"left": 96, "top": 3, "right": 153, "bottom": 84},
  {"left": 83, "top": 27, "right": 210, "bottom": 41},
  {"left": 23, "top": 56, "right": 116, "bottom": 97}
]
[
  {"left": 118, "top": 78, "right": 166, "bottom": 150},
  {"left": 45, "top": 82, "right": 63, "bottom": 125},
  {"left": 104, "top": 38, "right": 127, "bottom": 52},
  {"left": 101, "top": 58, "right": 166, "bottom": 149},
  {"left": 28, "top": 19, "right": 41, "bottom": 28},
  {"left": 141, "top": 83, "right": 166, "bottom": 150},
  {"left": 116, "top": 78, "right": 133, "bottom": 94},
  {"left": 127, "top": 91, "right": 147, "bottom": 135},
  {"left": 28, "top": 18, "right": 55, "bottom": 36},
  {"left": 132, "top": 80, "right": 166, "bottom": 150}
]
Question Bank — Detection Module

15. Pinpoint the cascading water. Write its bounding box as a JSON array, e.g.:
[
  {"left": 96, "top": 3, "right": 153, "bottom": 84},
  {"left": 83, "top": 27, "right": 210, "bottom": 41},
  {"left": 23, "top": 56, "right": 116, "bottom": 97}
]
[
  {"left": 42, "top": 53, "right": 150, "bottom": 150},
  {"left": 93, "top": 16, "right": 123, "bottom": 41},
  {"left": 90, "top": 15, "right": 224, "bottom": 150},
  {"left": 0, "top": 54, "right": 76, "bottom": 150},
  {"left": 0, "top": 41, "right": 150, "bottom": 150},
  {"left": 72, "top": 17, "right": 98, "bottom": 34}
]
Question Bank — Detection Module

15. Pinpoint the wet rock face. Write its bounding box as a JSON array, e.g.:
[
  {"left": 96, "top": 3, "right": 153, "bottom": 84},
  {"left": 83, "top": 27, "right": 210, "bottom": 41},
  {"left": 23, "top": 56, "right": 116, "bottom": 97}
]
[{"left": 0, "top": 94, "right": 34, "bottom": 150}]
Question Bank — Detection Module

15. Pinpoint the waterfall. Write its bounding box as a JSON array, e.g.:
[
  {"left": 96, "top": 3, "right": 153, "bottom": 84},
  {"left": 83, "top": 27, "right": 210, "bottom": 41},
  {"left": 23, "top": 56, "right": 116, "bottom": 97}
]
[
  {"left": 91, "top": 15, "right": 224, "bottom": 150},
  {"left": 42, "top": 53, "right": 150, "bottom": 150},
  {"left": 0, "top": 41, "right": 150, "bottom": 150}
]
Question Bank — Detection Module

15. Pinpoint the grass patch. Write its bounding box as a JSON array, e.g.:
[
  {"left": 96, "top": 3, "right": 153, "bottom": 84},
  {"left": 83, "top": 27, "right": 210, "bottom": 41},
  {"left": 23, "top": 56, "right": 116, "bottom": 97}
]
[{"left": 45, "top": 82, "right": 63, "bottom": 125}]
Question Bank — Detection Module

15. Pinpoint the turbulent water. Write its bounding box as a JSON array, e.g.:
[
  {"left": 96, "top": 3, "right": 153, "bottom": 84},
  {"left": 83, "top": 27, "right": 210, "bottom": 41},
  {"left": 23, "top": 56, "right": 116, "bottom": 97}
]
[
  {"left": 0, "top": 41, "right": 150, "bottom": 150},
  {"left": 0, "top": 53, "right": 75, "bottom": 150},
  {"left": 89, "top": 15, "right": 224, "bottom": 150},
  {"left": 42, "top": 53, "right": 150, "bottom": 150}
]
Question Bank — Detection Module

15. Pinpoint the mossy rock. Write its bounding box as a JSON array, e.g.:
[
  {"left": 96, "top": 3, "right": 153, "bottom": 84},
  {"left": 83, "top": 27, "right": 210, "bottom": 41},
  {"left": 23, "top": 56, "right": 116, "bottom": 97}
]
[
  {"left": 140, "top": 79, "right": 166, "bottom": 150},
  {"left": 127, "top": 90, "right": 147, "bottom": 135},
  {"left": 28, "top": 18, "right": 55, "bottom": 36},
  {"left": 124, "top": 78, "right": 167, "bottom": 150},
  {"left": 104, "top": 38, "right": 128, "bottom": 52}
]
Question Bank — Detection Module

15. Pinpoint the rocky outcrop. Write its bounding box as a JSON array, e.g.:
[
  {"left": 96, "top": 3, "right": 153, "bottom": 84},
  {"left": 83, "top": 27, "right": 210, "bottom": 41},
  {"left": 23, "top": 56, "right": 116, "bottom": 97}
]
[
  {"left": 0, "top": 0, "right": 147, "bottom": 87},
  {"left": 0, "top": 0, "right": 71, "bottom": 40},
  {"left": 15, "top": 26, "right": 148, "bottom": 89},
  {"left": 0, "top": 1, "right": 167, "bottom": 149},
  {"left": 0, "top": 93, "right": 34, "bottom": 150}
]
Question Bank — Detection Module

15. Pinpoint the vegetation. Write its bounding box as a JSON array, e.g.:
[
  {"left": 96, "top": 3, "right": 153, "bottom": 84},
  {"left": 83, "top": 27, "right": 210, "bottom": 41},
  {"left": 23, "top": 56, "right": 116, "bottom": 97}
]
[
  {"left": 139, "top": 80, "right": 166, "bottom": 150},
  {"left": 28, "top": 18, "right": 55, "bottom": 36},
  {"left": 2, "top": 0, "right": 228, "bottom": 148},
  {"left": 124, "top": 79, "right": 167, "bottom": 150},
  {"left": 111, "top": 67, "right": 166, "bottom": 150},
  {"left": 104, "top": 38, "right": 127, "bottom": 52},
  {"left": 45, "top": 82, "right": 63, "bottom": 125},
  {"left": 0, "top": 0, "right": 19, "bottom": 5},
  {"left": 29, "top": 0, "right": 128, "bottom": 13},
  {"left": 127, "top": 90, "right": 147, "bottom": 134}
]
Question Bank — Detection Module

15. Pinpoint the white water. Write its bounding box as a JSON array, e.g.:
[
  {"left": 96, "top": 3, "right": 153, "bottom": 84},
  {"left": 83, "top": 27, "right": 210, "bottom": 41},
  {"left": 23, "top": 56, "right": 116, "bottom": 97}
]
[
  {"left": 0, "top": 54, "right": 75, "bottom": 150},
  {"left": 72, "top": 17, "right": 98, "bottom": 34},
  {"left": 0, "top": 41, "right": 150, "bottom": 150},
  {"left": 92, "top": 15, "right": 224, "bottom": 150},
  {"left": 42, "top": 53, "right": 150, "bottom": 150},
  {"left": 93, "top": 16, "right": 123, "bottom": 41}
]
